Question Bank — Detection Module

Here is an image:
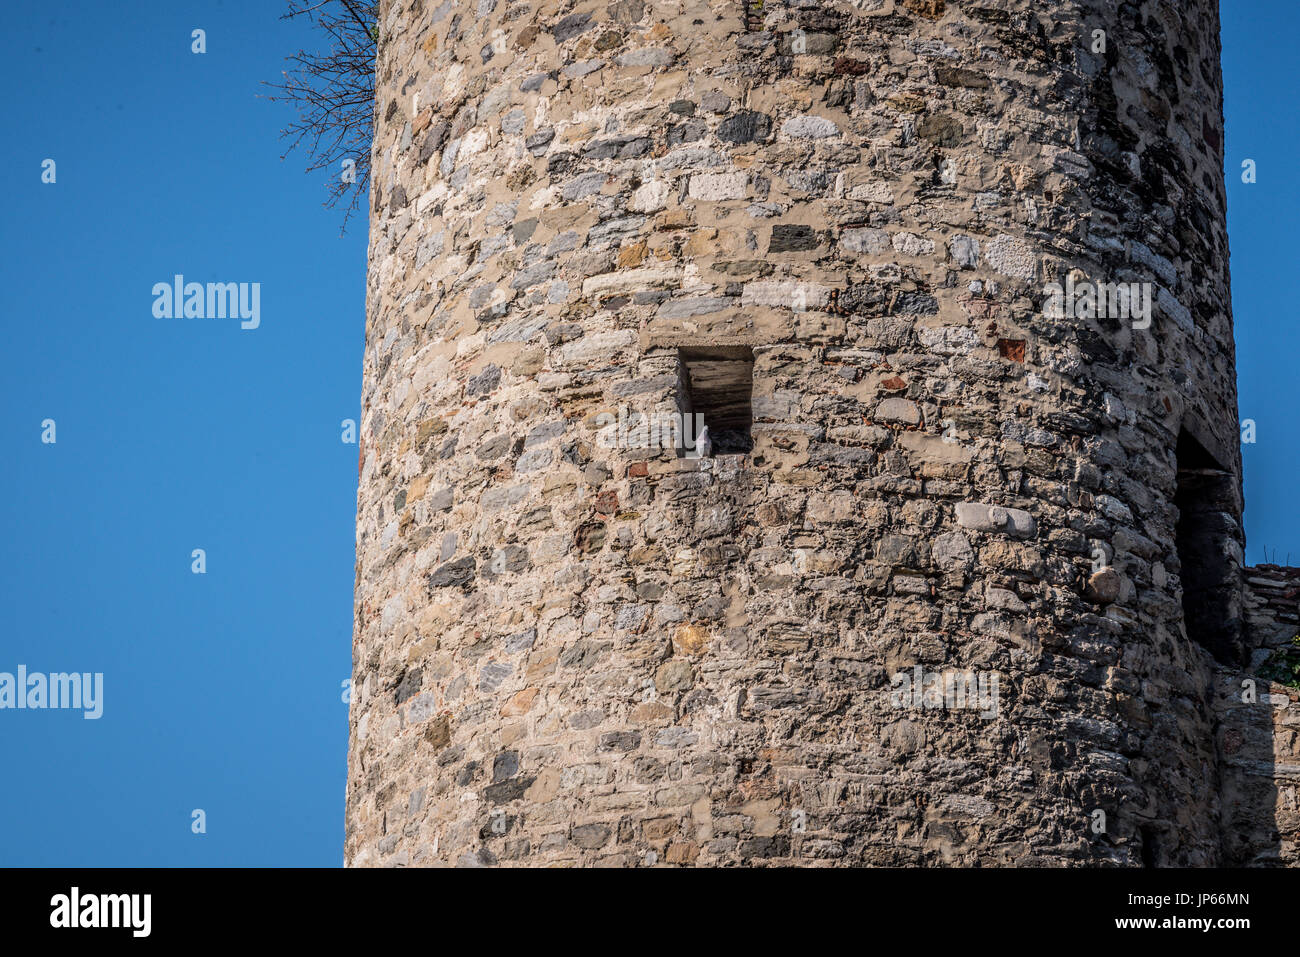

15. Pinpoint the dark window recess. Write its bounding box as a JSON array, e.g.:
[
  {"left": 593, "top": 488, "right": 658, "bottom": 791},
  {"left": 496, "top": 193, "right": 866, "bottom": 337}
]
[
  {"left": 1173, "top": 429, "right": 1243, "bottom": 665},
  {"left": 1139, "top": 826, "right": 1159, "bottom": 868},
  {"left": 677, "top": 347, "right": 754, "bottom": 457},
  {"left": 742, "top": 0, "right": 765, "bottom": 31}
]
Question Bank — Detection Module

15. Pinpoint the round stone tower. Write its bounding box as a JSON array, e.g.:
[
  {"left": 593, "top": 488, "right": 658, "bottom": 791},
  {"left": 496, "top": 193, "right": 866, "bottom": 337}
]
[{"left": 348, "top": 0, "right": 1242, "bottom": 866}]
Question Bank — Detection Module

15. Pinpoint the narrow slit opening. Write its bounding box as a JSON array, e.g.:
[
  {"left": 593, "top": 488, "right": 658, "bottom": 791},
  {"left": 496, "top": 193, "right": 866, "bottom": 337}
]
[
  {"left": 1173, "top": 429, "right": 1242, "bottom": 664},
  {"left": 676, "top": 346, "right": 754, "bottom": 458}
]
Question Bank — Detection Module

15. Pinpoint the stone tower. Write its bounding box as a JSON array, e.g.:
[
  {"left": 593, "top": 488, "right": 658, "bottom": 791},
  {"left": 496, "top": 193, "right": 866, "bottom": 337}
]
[{"left": 347, "top": 0, "right": 1278, "bottom": 867}]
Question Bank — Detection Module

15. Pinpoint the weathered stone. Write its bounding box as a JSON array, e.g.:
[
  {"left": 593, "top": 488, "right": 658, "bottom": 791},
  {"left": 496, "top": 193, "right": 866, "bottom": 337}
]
[
  {"left": 701, "top": 91, "right": 731, "bottom": 114},
  {"left": 500, "top": 688, "right": 538, "bottom": 716},
  {"left": 718, "top": 110, "right": 772, "bottom": 145},
  {"left": 349, "top": 0, "right": 1258, "bottom": 873},
  {"left": 917, "top": 113, "right": 962, "bottom": 146},
  {"left": 570, "top": 823, "right": 612, "bottom": 849},
  {"left": 553, "top": 13, "right": 593, "bottom": 43},
  {"left": 428, "top": 556, "right": 475, "bottom": 589},
  {"left": 781, "top": 115, "right": 839, "bottom": 139},
  {"left": 423, "top": 714, "right": 451, "bottom": 751},
  {"left": 935, "top": 66, "right": 989, "bottom": 89},
  {"left": 769, "top": 224, "right": 818, "bottom": 253},
  {"left": 655, "top": 659, "right": 694, "bottom": 693},
  {"left": 875, "top": 398, "right": 921, "bottom": 426},
  {"left": 672, "top": 624, "right": 709, "bottom": 656},
  {"left": 984, "top": 234, "right": 1037, "bottom": 280},
  {"left": 688, "top": 172, "right": 748, "bottom": 201},
  {"left": 955, "top": 503, "right": 1036, "bottom": 539},
  {"left": 1085, "top": 568, "right": 1123, "bottom": 604}
]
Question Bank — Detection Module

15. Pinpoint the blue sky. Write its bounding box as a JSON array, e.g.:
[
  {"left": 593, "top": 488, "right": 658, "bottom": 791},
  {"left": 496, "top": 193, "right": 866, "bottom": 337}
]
[
  {"left": 1221, "top": 3, "right": 1300, "bottom": 566},
  {"left": 0, "top": 2, "right": 1295, "bottom": 866},
  {"left": 1, "top": 3, "right": 363, "bottom": 865}
]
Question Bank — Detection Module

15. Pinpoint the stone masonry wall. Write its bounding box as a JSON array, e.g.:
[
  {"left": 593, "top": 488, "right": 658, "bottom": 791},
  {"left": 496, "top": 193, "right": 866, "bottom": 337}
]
[
  {"left": 347, "top": 0, "right": 1243, "bottom": 866},
  {"left": 1215, "top": 567, "right": 1300, "bottom": 866}
]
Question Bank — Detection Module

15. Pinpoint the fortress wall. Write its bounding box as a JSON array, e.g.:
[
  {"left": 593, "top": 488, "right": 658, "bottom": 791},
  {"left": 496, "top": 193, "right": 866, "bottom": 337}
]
[{"left": 348, "top": 0, "right": 1241, "bottom": 866}]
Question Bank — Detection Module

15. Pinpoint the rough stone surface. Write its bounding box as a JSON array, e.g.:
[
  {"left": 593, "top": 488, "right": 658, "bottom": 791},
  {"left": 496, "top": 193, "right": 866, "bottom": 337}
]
[
  {"left": 346, "top": 0, "right": 1278, "bottom": 868},
  {"left": 1215, "top": 566, "right": 1300, "bottom": 866}
]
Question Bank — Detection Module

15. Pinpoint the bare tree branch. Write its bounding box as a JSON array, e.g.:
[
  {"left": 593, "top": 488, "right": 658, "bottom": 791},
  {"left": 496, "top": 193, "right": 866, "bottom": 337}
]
[{"left": 263, "top": 0, "right": 378, "bottom": 234}]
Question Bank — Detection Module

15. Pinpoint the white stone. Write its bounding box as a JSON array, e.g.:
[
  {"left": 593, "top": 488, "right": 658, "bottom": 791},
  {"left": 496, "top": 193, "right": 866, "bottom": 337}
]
[
  {"left": 985, "top": 234, "right": 1037, "bottom": 280},
  {"left": 557, "top": 329, "right": 638, "bottom": 365},
  {"left": 950, "top": 235, "right": 980, "bottom": 268},
  {"left": 563, "top": 59, "right": 605, "bottom": 78},
  {"left": 847, "top": 182, "right": 894, "bottom": 203},
  {"left": 688, "top": 171, "right": 748, "bottom": 201},
  {"left": 955, "top": 502, "right": 1037, "bottom": 538},
  {"left": 841, "top": 228, "right": 891, "bottom": 254},
  {"left": 630, "top": 180, "right": 670, "bottom": 212},
  {"left": 918, "top": 326, "right": 980, "bottom": 356},
  {"left": 740, "top": 280, "right": 831, "bottom": 310},
  {"left": 892, "top": 232, "right": 936, "bottom": 256},
  {"left": 781, "top": 114, "right": 839, "bottom": 139},
  {"left": 582, "top": 266, "right": 680, "bottom": 298},
  {"left": 616, "top": 48, "right": 674, "bottom": 67},
  {"left": 876, "top": 398, "right": 921, "bottom": 426}
]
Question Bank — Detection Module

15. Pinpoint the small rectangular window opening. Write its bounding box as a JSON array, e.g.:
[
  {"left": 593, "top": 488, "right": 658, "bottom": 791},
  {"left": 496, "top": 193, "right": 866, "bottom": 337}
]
[
  {"left": 677, "top": 346, "right": 754, "bottom": 458},
  {"left": 1173, "top": 429, "right": 1242, "bottom": 664}
]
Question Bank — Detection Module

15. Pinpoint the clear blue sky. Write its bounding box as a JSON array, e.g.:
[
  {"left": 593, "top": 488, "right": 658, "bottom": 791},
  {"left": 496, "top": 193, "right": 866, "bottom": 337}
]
[
  {"left": 0, "top": 2, "right": 1295, "bottom": 866},
  {"left": 1, "top": 3, "right": 364, "bottom": 865}
]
